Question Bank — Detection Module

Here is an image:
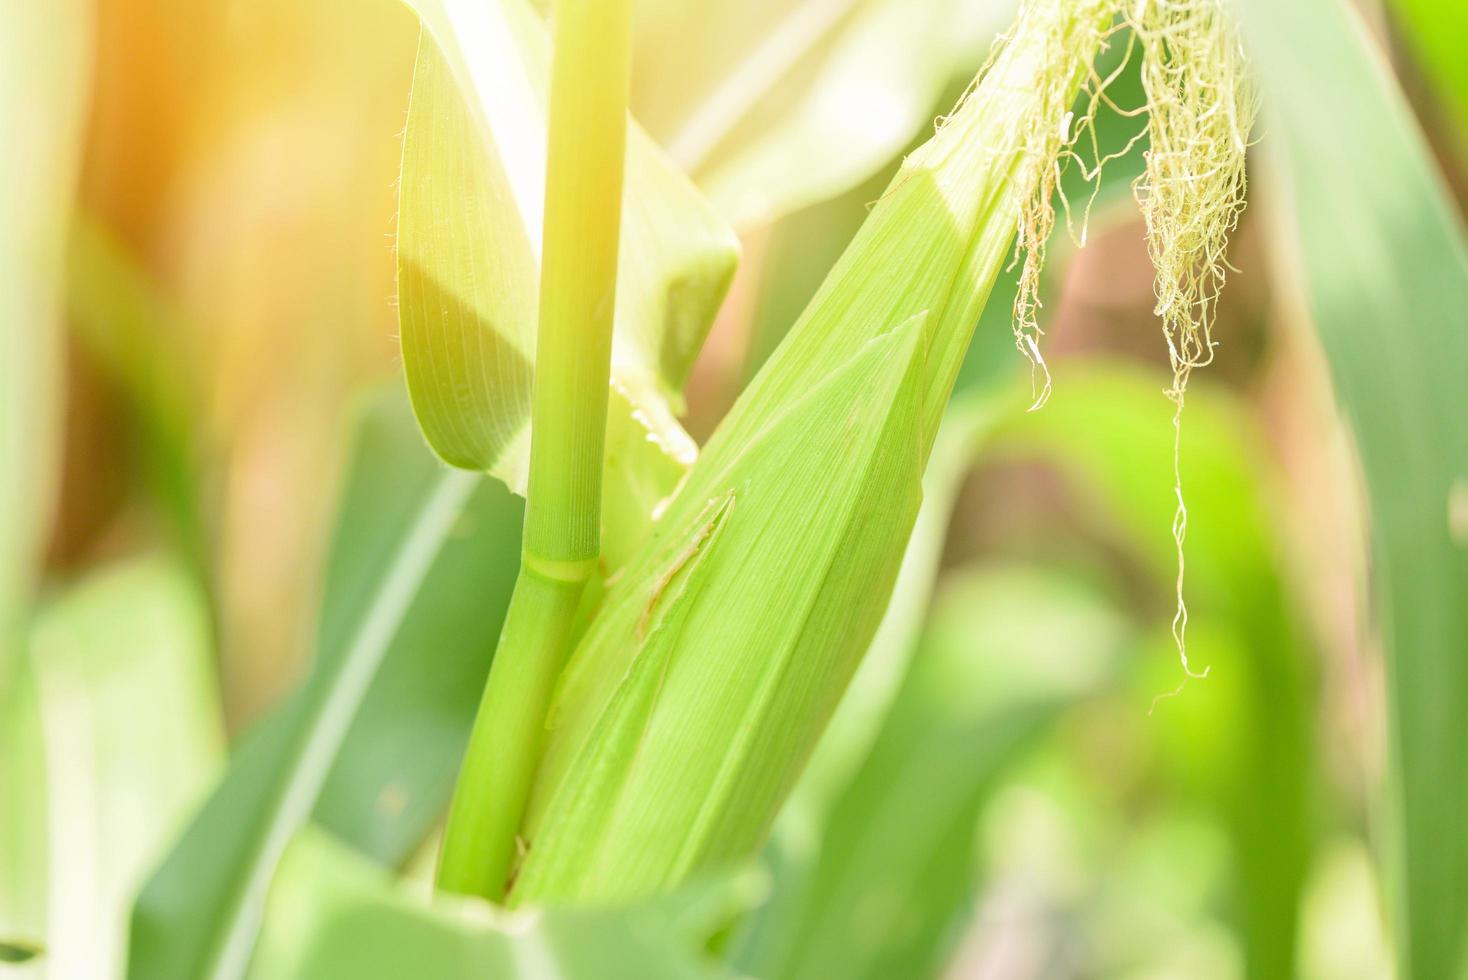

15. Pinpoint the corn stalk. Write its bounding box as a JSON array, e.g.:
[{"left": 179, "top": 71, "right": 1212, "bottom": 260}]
[{"left": 436, "top": 0, "right": 634, "bottom": 900}]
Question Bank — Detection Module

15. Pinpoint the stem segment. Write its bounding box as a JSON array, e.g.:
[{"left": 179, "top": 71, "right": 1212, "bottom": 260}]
[{"left": 436, "top": 0, "right": 632, "bottom": 901}]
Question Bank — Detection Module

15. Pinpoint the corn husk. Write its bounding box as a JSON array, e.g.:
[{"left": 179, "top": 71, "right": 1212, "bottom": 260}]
[{"left": 511, "top": 0, "right": 1114, "bottom": 904}]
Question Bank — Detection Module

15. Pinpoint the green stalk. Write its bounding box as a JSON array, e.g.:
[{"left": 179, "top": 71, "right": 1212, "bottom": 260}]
[{"left": 437, "top": 0, "right": 632, "bottom": 901}]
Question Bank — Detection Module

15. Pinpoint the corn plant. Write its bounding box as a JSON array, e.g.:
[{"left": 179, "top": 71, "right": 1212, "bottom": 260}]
[
  {"left": 2, "top": 0, "right": 1465, "bottom": 978},
  {"left": 415, "top": 0, "right": 1255, "bottom": 908}
]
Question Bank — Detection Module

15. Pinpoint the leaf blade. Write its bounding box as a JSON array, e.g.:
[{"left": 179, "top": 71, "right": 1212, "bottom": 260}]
[
  {"left": 1, "top": 558, "right": 224, "bottom": 980},
  {"left": 129, "top": 392, "right": 523, "bottom": 980},
  {"left": 250, "top": 830, "right": 752, "bottom": 980},
  {"left": 1237, "top": 1, "right": 1468, "bottom": 974}
]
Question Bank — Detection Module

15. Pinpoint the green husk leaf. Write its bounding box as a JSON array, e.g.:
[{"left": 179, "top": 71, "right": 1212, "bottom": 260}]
[
  {"left": 129, "top": 390, "right": 522, "bottom": 980},
  {"left": 397, "top": 0, "right": 738, "bottom": 564},
  {"left": 0, "top": 558, "right": 223, "bottom": 980},
  {"left": 740, "top": 31, "right": 1149, "bottom": 390},
  {"left": 1236, "top": 0, "right": 1468, "bottom": 974},
  {"left": 722, "top": 395, "right": 999, "bottom": 973},
  {"left": 784, "top": 392, "right": 1001, "bottom": 818},
  {"left": 516, "top": 312, "right": 929, "bottom": 903}
]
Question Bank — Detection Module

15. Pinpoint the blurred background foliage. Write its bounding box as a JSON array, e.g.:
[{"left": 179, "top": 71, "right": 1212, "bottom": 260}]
[{"left": 1, "top": 0, "right": 1465, "bottom": 977}]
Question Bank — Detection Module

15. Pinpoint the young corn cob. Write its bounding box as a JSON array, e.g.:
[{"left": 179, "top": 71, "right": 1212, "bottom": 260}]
[{"left": 508, "top": 0, "right": 1117, "bottom": 904}]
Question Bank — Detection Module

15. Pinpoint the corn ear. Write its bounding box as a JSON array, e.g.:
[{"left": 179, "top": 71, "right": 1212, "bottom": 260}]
[
  {"left": 510, "top": 0, "right": 1114, "bottom": 905},
  {"left": 514, "top": 311, "right": 929, "bottom": 904}
]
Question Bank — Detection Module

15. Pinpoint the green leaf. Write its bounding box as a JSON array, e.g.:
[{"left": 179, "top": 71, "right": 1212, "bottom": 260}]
[
  {"left": 749, "top": 565, "right": 1123, "bottom": 979},
  {"left": 1236, "top": 0, "right": 1468, "bottom": 975},
  {"left": 0, "top": 0, "right": 91, "bottom": 684},
  {"left": 0, "top": 558, "right": 224, "bottom": 980},
  {"left": 1388, "top": 0, "right": 1468, "bottom": 142},
  {"left": 309, "top": 398, "right": 522, "bottom": 864},
  {"left": 396, "top": 0, "right": 738, "bottom": 561},
  {"left": 129, "top": 390, "right": 523, "bottom": 980},
  {"left": 250, "top": 828, "right": 758, "bottom": 980}
]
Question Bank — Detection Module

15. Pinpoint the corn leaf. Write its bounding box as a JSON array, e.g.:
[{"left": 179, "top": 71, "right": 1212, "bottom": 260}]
[
  {"left": 129, "top": 391, "right": 522, "bottom": 980},
  {"left": 1236, "top": 1, "right": 1468, "bottom": 975},
  {"left": 249, "top": 829, "right": 756, "bottom": 980},
  {"left": 0, "top": 558, "right": 224, "bottom": 980},
  {"left": 0, "top": 0, "right": 91, "bottom": 685},
  {"left": 1388, "top": 0, "right": 1468, "bottom": 142},
  {"left": 397, "top": 0, "right": 738, "bottom": 562},
  {"left": 309, "top": 399, "right": 521, "bottom": 863}
]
